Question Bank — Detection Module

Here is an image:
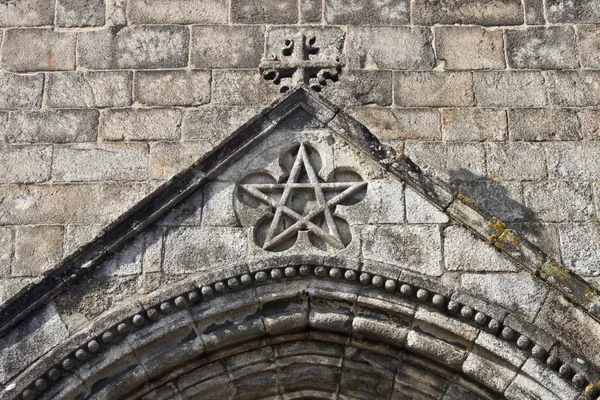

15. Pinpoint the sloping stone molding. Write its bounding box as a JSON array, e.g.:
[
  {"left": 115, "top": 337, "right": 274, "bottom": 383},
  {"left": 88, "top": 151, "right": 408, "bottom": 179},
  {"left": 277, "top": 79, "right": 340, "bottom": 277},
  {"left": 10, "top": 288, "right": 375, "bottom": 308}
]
[
  {"left": 2, "top": 85, "right": 600, "bottom": 399},
  {"left": 7, "top": 258, "right": 598, "bottom": 399}
]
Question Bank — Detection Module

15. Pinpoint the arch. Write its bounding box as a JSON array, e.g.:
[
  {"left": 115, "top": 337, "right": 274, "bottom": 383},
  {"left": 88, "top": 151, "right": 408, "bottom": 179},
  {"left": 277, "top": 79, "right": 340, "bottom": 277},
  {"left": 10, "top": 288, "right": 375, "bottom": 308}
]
[{"left": 8, "top": 260, "right": 593, "bottom": 400}]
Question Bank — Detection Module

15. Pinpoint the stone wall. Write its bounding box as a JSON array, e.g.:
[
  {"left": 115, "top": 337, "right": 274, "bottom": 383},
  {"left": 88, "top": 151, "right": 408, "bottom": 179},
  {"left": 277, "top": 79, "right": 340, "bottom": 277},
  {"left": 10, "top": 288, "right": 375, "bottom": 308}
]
[{"left": 1, "top": 0, "right": 600, "bottom": 300}]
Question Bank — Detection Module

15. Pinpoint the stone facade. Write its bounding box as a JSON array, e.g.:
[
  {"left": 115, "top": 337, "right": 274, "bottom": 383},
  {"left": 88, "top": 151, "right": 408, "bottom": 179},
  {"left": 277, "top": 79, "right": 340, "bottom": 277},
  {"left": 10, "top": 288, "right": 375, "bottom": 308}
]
[{"left": 1, "top": 1, "right": 600, "bottom": 399}]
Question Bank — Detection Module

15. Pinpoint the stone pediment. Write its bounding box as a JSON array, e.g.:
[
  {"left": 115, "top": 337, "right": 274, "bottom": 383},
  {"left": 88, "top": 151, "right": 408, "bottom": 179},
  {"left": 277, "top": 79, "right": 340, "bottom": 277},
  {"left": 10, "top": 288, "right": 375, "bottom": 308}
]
[{"left": 3, "top": 85, "right": 600, "bottom": 399}]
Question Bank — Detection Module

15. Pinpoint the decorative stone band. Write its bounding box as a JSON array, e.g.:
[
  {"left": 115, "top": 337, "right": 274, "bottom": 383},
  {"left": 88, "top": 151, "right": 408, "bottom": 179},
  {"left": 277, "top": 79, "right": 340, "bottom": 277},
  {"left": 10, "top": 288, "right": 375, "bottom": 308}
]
[{"left": 11, "top": 260, "right": 600, "bottom": 400}]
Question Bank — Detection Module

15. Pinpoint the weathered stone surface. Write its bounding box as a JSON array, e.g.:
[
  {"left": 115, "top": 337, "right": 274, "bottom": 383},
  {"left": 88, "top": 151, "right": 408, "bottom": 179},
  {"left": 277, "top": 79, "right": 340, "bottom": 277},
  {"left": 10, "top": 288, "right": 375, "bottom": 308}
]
[
  {"left": 443, "top": 384, "right": 483, "bottom": 400},
  {"left": 505, "top": 374, "right": 564, "bottom": 400},
  {"left": 512, "top": 222, "right": 562, "bottom": 260},
  {"left": 404, "top": 142, "right": 486, "bottom": 182},
  {"left": 486, "top": 142, "right": 547, "bottom": 181},
  {"left": 99, "top": 182, "right": 156, "bottom": 223},
  {"left": 462, "top": 352, "right": 518, "bottom": 392},
  {"left": 0, "top": 0, "right": 54, "bottom": 27},
  {"left": 517, "top": 358, "right": 580, "bottom": 400},
  {"left": 559, "top": 223, "right": 600, "bottom": 276},
  {"left": 509, "top": 109, "right": 580, "bottom": 141},
  {"left": 2, "top": 29, "right": 75, "bottom": 72},
  {"left": 78, "top": 26, "right": 189, "bottom": 69},
  {"left": 362, "top": 225, "right": 443, "bottom": 276},
  {"left": 457, "top": 181, "right": 526, "bottom": 222},
  {"left": 442, "top": 108, "right": 507, "bottom": 141},
  {"left": 394, "top": 72, "right": 473, "bottom": 107},
  {"left": 461, "top": 273, "right": 548, "bottom": 321},
  {"left": 0, "top": 112, "right": 7, "bottom": 141},
  {"left": 546, "top": 0, "right": 600, "bottom": 23},
  {"left": 202, "top": 182, "right": 238, "bottom": 227},
  {"left": 56, "top": 0, "right": 105, "bottom": 27},
  {"left": 337, "top": 178, "right": 404, "bottom": 225},
  {"left": 506, "top": 27, "right": 579, "bottom": 69},
  {"left": 0, "top": 227, "right": 11, "bottom": 277},
  {"left": 405, "top": 187, "right": 449, "bottom": 224},
  {"left": 325, "top": 0, "right": 409, "bottom": 24},
  {"left": 444, "top": 225, "right": 518, "bottom": 272},
  {"left": 536, "top": 291, "right": 600, "bottom": 366},
  {"left": 0, "top": 184, "right": 100, "bottom": 225},
  {"left": 413, "top": 0, "right": 523, "bottom": 25},
  {"left": 546, "top": 142, "right": 600, "bottom": 179},
  {"left": 321, "top": 71, "right": 392, "bottom": 107},
  {"left": 300, "top": 0, "right": 322, "bottom": 22},
  {"left": 101, "top": 109, "right": 181, "bottom": 141},
  {"left": 64, "top": 224, "right": 103, "bottom": 255},
  {"left": 44, "top": 71, "right": 132, "bottom": 108},
  {"left": 149, "top": 141, "right": 213, "bottom": 180},
  {"left": 435, "top": 27, "right": 505, "bottom": 70},
  {"left": 53, "top": 143, "right": 148, "bottom": 182},
  {"left": 523, "top": 0, "right": 545, "bottom": 24},
  {"left": 579, "top": 109, "right": 600, "bottom": 140},
  {"left": 348, "top": 27, "right": 434, "bottom": 70},
  {"left": 351, "top": 108, "right": 441, "bottom": 141},
  {"left": 128, "top": 0, "right": 227, "bottom": 23},
  {"left": 546, "top": 71, "right": 600, "bottom": 107},
  {"left": 524, "top": 181, "right": 593, "bottom": 222},
  {"left": 0, "top": 145, "right": 52, "bottom": 183},
  {"left": 13, "top": 225, "right": 64, "bottom": 276},
  {"left": 0, "top": 304, "right": 68, "bottom": 385},
  {"left": 266, "top": 26, "right": 345, "bottom": 65},
  {"left": 0, "top": 73, "right": 43, "bottom": 110},
  {"left": 578, "top": 26, "right": 600, "bottom": 68},
  {"left": 134, "top": 70, "right": 210, "bottom": 106},
  {"left": 163, "top": 227, "right": 246, "bottom": 274},
  {"left": 191, "top": 26, "right": 264, "bottom": 69},
  {"left": 231, "top": 0, "right": 298, "bottom": 23},
  {"left": 7, "top": 110, "right": 98, "bottom": 143},
  {"left": 182, "top": 108, "right": 260, "bottom": 142},
  {"left": 212, "top": 70, "right": 280, "bottom": 106},
  {"left": 474, "top": 72, "right": 546, "bottom": 107},
  {"left": 107, "top": 0, "right": 127, "bottom": 25}
]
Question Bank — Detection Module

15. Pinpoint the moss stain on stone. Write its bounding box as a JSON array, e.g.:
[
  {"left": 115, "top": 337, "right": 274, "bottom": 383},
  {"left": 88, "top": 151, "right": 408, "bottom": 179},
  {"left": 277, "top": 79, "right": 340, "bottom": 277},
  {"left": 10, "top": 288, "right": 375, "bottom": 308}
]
[{"left": 541, "top": 259, "right": 571, "bottom": 281}]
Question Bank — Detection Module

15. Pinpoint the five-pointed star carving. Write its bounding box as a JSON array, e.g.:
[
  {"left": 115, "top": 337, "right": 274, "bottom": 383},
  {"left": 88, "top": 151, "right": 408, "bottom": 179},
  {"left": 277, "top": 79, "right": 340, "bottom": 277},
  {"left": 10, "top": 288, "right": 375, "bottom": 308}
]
[{"left": 238, "top": 143, "right": 366, "bottom": 251}]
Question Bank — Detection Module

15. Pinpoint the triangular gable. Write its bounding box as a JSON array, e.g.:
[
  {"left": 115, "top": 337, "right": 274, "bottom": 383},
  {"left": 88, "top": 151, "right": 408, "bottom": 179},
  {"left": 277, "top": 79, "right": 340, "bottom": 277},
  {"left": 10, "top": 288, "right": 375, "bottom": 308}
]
[{"left": 1, "top": 84, "right": 599, "bottom": 340}]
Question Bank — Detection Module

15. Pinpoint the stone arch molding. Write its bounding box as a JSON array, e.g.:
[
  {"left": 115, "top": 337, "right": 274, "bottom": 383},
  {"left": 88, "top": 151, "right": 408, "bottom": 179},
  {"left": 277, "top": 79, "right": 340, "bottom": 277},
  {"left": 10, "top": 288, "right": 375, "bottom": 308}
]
[{"left": 2, "top": 86, "right": 600, "bottom": 400}]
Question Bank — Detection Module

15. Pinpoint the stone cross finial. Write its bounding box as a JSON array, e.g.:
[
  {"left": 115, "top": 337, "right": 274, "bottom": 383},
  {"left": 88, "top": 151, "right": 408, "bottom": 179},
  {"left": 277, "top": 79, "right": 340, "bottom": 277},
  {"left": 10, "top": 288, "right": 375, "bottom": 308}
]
[{"left": 260, "top": 32, "right": 343, "bottom": 93}]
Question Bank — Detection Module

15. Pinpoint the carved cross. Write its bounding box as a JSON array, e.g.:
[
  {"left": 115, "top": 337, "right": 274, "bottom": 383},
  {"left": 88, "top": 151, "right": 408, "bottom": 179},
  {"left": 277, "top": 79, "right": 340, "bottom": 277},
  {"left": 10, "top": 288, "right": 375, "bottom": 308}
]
[{"left": 260, "top": 32, "right": 343, "bottom": 93}]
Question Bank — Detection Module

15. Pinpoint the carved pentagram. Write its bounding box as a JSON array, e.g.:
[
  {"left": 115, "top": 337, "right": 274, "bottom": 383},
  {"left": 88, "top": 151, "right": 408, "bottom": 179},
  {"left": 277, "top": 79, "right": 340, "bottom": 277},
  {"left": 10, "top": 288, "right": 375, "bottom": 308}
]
[{"left": 237, "top": 143, "right": 367, "bottom": 252}]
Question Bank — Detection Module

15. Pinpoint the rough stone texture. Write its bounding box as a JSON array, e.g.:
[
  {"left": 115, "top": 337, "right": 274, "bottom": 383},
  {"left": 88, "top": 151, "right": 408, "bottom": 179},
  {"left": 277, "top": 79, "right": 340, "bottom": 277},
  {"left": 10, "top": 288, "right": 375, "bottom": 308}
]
[
  {"left": 442, "top": 108, "right": 507, "bottom": 141},
  {"left": 461, "top": 273, "right": 547, "bottom": 321},
  {"left": 435, "top": 27, "right": 505, "bottom": 70},
  {"left": 44, "top": 71, "right": 132, "bottom": 109},
  {"left": 101, "top": 109, "right": 182, "bottom": 141},
  {"left": 486, "top": 142, "right": 547, "bottom": 181},
  {"left": 536, "top": 292, "right": 600, "bottom": 366},
  {"left": 546, "top": 0, "right": 600, "bottom": 23},
  {"left": 192, "top": 26, "right": 264, "bottom": 69},
  {"left": 300, "top": 0, "right": 322, "bottom": 22},
  {"left": 546, "top": 71, "right": 600, "bottom": 107},
  {"left": 413, "top": 0, "right": 523, "bottom": 25},
  {"left": 0, "top": 0, "right": 55, "bottom": 27},
  {"left": 404, "top": 142, "right": 486, "bottom": 182},
  {"left": 128, "top": 0, "right": 228, "bottom": 24},
  {"left": 0, "top": 73, "right": 44, "bottom": 110},
  {"left": 182, "top": 108, "right": 260, "bottom": 142},
  {"left": 231, "top": 0, "right": 298, "bottom": 23},
  {"left": 134, "top": 70, "right": 211, "bottom": 106},
  {"left": 579, "top": 109, "right": 600, "bottom": 140},
  {"left": 78, "top": 27, "right": 189, "bottom": 70},
  {"left": 578, "top": 26, "right": 600, "bottom": 68},
  {"left": 405, "top": 187, "right": 449, "bottom": 224},
  {"left": 0, "top": 228, "right": 12, "bottom": 277},
  {"left": 546, "top": 142, "right": 600, "bottom": 179},
  {"left": 362, "top": 225, "right": 443, "bottom": 276},
  {"left": 351, "top": 108, "right": 440, "bottom": 141},
  {"left": 444, "top": 225, "right": 518, "bottom": 272},
  {"left": 0, "top": 145, "right": 52, "bottom": 183},
  {"left": 506, "top": 27, "right": 579, "bottom": 69},
  {"left": 13, "top": 225, "right": 64, "bottom": 276},
  {"left": 212, "top": 70, "right": 281, "bottom": 106},
  {"left": 149, "top": 141, "right": 213, "bottom": 180},
  {"left": 2, "top": 29, "right": 76, "bottom": 72},
  {"left": 321, "top": 71, "right": 393, "bottom": 107},
  {"left": 394, "top": 72, "right": 473, "bottom": 107},
  {"left": 107, "top": 0, "right": 127, "bottom": 25},
  {"left": 509, "top": 109, "right": 580, "bottom": 141},
  {"left": 474, "top": 72, "right": 546, "bottom": 107},
  {"left": 325, "top": 0, "right": 410, "bottom": 25},
  {"left": 56, "top": 0, "right": 105, "bottom": 27},
  {"left": 524, "top": 181, "right": 593, "bottom": 222},
  {"left": 560, "top": 223, "right": 600, "bottom": 276},
  {"left": 523, "top": 0, "right": 545, "bottom": 24},
  {"left": 52, "top": 143, "right": 149, "bottom": 182},
  {"left": 348, "top": 27, "right": 434, "bottom": 70},
  {"left": 457, "top": 181, "right": 526, "bottom": 222},
  {"left": 7, "top": 110, "right": 99, "bottom": 143}
]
